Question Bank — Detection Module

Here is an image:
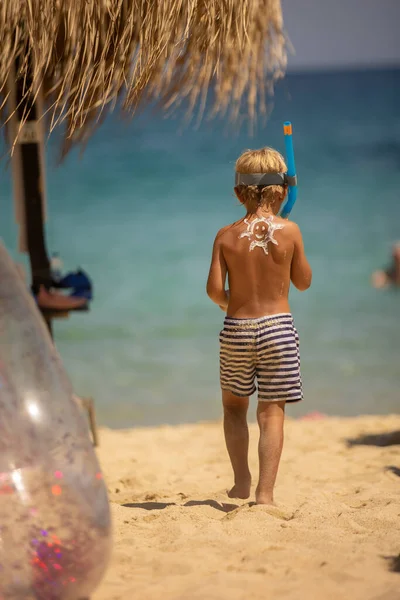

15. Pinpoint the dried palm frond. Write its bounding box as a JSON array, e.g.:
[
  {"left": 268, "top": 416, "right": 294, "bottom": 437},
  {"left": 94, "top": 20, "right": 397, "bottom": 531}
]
[{"left": 0, "top": 0, "right": 287, "bottom": 155}]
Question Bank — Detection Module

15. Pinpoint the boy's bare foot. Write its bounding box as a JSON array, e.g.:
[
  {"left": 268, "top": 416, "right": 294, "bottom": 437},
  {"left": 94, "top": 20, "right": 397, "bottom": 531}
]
[
  {"left": 228, "top": 477, "right": 251, "bottom": 499},
  {"left": 255, "top": 486, "right": 274, "bottom": 505}
]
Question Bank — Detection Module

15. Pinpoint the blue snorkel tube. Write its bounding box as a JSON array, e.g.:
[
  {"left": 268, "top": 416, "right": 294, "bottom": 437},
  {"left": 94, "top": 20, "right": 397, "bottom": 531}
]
[{"left": 280, "top": 122, "right": 297, "bottom": 219}]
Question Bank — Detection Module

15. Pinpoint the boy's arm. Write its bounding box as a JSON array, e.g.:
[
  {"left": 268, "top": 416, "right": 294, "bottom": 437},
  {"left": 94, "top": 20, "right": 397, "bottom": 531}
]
[
  {"left": 206, "top": 233, "right": 229, "bottom": 310},
  {"left": 290, "top": 223, "right": 312, "bottom": 291}
]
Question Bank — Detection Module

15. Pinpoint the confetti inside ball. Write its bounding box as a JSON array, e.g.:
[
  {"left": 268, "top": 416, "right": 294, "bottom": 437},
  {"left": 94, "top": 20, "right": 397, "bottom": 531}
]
[{"left": 0, "top": 243, "right": 112, "bottom": 599}]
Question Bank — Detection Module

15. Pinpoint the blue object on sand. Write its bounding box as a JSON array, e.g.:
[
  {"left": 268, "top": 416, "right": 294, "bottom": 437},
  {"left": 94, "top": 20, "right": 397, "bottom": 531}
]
[{"left": 280, "top": 121, "right": 298, "bottom": 219}]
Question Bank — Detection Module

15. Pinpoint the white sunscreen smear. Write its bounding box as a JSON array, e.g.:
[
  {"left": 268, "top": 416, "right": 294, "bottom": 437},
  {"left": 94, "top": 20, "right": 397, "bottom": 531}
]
[{"left": 239, "top": 215, "right": 284, "bottom": 255}]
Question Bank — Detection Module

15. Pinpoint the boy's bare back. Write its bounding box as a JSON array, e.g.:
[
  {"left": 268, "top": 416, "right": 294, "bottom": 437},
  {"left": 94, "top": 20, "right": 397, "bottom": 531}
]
[{"left": 208, "top": 213, "right": 311, "bottom": 319}]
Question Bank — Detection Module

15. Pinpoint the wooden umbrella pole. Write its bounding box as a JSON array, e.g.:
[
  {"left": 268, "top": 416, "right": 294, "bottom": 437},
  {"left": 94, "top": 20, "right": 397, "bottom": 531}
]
[
  {"left": 11, "top": 55, "right": 53, "bottom": 337},
  {"left": 9, "top": 57, "right": 99, "bottom": 447}
]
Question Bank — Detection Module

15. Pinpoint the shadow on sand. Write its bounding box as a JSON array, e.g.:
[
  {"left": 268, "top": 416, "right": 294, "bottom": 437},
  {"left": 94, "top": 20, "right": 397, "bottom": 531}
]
[
  {"left": 122, "top": 499, "right": 239, "bottom": 513},
  {"left": 385, "top": 466, "right": 400, "bottom": 477},
  {"left": 383, "top": 555, "right": 400, "bottom": 573},
  {"left": 346, "top": 431, "right": 400, "bottom": 447}
]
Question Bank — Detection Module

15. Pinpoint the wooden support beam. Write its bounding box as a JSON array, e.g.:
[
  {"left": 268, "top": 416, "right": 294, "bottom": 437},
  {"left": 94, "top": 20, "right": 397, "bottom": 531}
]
[{"left": 11, "top": 55, "right": 53, "bottom": 336}]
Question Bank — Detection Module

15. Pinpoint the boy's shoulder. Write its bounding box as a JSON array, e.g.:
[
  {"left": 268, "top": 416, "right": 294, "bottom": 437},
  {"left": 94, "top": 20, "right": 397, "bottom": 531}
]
[
  {"left": 282, "top": 219, "right": 303, "bottom": 239},
  {"left": 213, "top": 222, "right": 240, "bottom": 247},
  {"left": 215, "top": 222, "right": 238, "bottom": 239},
  {"left": 278, "top": 217, "right": 301, "bottom": 233}
]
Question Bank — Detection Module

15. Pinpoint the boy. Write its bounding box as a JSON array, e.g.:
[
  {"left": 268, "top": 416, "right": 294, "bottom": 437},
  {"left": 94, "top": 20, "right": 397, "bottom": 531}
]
[{"left": 206, "top": 147, "right": 312, "bottom": 505}]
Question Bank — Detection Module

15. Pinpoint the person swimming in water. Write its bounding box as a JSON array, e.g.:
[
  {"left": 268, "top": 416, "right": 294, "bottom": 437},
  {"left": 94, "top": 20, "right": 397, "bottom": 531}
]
[
  {"left": 371, "top": 242, "right": 400, "bottom": 289},
  {"left": 206, "top": 147, "right": 312, "bottom": 505}
]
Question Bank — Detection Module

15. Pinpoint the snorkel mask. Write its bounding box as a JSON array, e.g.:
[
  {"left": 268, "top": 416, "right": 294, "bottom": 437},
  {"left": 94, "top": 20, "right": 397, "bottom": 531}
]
[{"left": 235, "top": 122, "right": 298, "bottom": 219}]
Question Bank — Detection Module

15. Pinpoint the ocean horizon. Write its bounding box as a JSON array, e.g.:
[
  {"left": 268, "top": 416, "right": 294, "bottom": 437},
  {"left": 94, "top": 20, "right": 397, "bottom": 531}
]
[{"left": 1, "top": 68, "right": 399, "bottom": 428}]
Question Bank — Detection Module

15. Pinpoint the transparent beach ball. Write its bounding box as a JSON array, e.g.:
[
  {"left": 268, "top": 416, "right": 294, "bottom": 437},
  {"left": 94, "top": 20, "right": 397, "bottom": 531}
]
[{"left": 0, "top": 243, "right": 112, "bottom": 599}]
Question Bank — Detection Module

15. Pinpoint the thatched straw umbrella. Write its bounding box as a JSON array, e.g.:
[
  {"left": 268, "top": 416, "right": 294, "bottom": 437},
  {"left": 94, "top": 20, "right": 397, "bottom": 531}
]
[{"left": 0, "top": 0, "right": 287, "bottom": 333}]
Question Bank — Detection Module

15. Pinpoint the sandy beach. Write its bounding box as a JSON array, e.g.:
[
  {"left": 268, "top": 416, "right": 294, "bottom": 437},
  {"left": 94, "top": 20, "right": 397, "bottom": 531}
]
[{"left": 94, "top": 414, "right": 400, "bottom": 600}]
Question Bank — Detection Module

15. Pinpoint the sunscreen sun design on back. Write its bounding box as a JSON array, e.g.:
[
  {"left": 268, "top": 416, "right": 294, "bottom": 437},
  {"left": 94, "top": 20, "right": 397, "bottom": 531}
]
[{"left": 239, "top": 216, "right": 284, "bottom": 255}]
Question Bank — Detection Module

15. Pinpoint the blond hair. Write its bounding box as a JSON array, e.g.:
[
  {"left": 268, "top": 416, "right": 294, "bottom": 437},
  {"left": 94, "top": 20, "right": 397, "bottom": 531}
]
[{"left": 235, "top": 147, "right": 287, "bottom": 213}]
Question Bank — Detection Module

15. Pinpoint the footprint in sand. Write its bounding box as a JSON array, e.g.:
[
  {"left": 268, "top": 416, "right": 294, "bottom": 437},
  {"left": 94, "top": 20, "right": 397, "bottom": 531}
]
[
  {"left": 222, "top": 503, "right": 295, "bottom": 522},
  {"left": 222, "top": 504, "right": 251, "bottom": 521},
  {"left": 249, "top": 504, "right": 296, "bottom": 521}
]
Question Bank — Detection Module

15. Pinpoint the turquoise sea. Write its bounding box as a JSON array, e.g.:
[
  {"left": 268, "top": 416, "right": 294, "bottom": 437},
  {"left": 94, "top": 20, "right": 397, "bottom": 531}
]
[{"left": 1, "top": 69, "right": 400, "bottom": 427}]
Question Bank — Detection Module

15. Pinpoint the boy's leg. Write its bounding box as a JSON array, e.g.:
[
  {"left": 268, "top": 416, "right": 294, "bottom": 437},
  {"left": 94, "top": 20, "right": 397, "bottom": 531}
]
[
  {"left": 256, "top": 400, "right": 285, "bottom": 505},
  {"left": 222, "top": 390, "right": 252, "bottom": 499}
]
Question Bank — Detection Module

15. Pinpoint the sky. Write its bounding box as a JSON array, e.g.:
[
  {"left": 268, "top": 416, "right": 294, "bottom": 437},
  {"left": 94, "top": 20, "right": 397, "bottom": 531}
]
[{"left": 282, "top": 0, "right": 400, "bottom": 70}]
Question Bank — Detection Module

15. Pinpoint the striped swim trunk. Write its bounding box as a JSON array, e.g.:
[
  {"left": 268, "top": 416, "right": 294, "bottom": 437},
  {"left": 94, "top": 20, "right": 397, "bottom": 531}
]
[{"left": 219, "top": 313, "right": 302, "bottom": 403}]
